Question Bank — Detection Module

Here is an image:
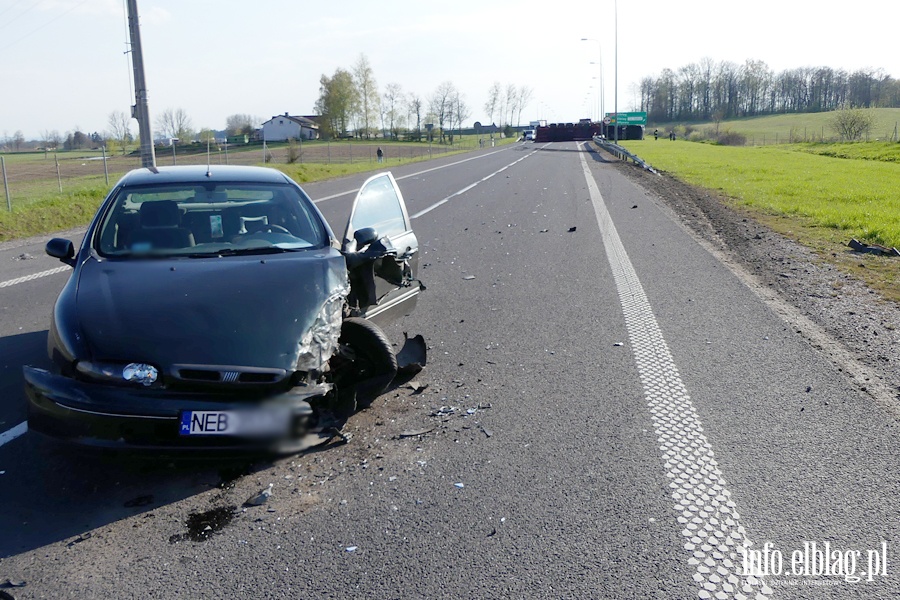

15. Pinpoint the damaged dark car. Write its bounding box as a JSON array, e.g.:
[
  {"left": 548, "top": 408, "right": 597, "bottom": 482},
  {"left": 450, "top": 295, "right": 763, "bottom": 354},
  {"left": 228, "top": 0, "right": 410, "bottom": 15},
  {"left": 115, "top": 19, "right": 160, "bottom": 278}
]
[{"left": 24, "top": 165, "right": 423, "bottom": 453}]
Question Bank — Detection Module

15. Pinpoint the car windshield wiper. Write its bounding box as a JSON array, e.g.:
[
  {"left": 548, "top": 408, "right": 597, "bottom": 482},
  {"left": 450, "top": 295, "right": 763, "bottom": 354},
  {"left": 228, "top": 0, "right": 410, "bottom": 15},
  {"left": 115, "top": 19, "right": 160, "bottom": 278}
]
[{"left": 186, "top": 246, "right": 298, "bottom": 258}]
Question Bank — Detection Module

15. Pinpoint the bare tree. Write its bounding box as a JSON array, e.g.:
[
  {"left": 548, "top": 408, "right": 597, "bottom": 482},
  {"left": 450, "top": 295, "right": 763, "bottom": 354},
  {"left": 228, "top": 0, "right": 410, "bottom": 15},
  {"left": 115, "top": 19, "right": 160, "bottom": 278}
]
[
  {"left": 107, "top": 110, "right": 132, "bottom": 155},
  {"left": 829, "top": 107, "right": 875, "bottom": 141},
  {"left": 430, "top": 81, "right": 456, "bottom": 143},
  {"left": 515, "top": 86, "right": 533, "bottom": 127},
  {"left": 407, "top": 93, "right": 423, "bottom": 141},
  {"left": 382, "top": 83, "right": 404, "bottom": 140},
  {"left": 353, "top": 54, "right": 380, "bottom": 139},
  {"left": 451, "top": 91, "right": 470, "bottom": 143},
  {"left": 225, "top": 114, "right": 258, "bottom": 136},
  {"left": 156, "top": 108, "right": 194, "bottom": 143},
  {"left": 12, "top": 130, "right": 25, "bottom": 152},
  {"left": 484, "top": 81, "right": 501, "bottom": 127},
  {"left": 505, "top": 84, "right": 518, "bottom": 126}
]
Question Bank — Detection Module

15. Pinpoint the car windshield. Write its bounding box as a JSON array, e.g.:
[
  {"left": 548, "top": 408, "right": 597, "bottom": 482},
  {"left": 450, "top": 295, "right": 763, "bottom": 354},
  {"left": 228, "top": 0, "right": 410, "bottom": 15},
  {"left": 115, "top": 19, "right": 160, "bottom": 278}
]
[{"left": 95, "top": 182, "right": 327, "bottom": 258}]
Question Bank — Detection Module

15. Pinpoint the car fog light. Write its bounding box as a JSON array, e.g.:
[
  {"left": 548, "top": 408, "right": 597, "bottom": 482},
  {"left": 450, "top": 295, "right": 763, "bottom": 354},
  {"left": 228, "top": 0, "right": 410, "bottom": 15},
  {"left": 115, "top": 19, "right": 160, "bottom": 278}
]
[{"left": 123, "top": 363, "right": 158, "bottom": 386}]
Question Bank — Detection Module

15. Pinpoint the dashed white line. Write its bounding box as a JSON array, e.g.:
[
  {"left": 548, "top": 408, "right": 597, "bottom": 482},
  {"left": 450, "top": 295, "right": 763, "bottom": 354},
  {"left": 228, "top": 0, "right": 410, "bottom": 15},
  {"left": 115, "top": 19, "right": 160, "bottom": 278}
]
[
  {"left": 0, "top": 422, "right": 27, "bottom": 448},
  {"left": 578, "top": 147, "right": 772, "bottom": 600},
  {"left": 312, "top": 147, "right": 510, "bottom": 204},
  {"left": 410, "top": 150, "right": 537, "bottom": 219},
  {"left": 0, "top": 265, "right": 71, "bottom": 289}
]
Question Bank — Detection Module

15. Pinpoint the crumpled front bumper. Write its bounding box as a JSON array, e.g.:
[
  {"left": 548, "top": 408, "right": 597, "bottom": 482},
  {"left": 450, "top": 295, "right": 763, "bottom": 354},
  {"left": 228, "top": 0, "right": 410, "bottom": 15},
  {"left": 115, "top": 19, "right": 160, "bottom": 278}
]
[{"left": 23, "top": 366, "right": 331, "bottom": 453}]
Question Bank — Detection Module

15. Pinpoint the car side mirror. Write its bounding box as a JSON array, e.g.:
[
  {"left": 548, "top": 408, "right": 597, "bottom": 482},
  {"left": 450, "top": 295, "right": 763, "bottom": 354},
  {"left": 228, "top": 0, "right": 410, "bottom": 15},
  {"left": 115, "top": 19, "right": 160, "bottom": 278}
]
[
  {"left": 353, "top": 227, "right": 379, "bottom": 249},
  {"left": 46, "top": 238, "right": 75, "bottom": 266}
]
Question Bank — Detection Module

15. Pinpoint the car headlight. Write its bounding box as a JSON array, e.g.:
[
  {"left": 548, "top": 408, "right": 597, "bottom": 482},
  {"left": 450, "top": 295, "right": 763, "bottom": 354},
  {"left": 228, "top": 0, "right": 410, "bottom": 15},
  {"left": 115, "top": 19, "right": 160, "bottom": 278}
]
[{"left": 76, "top": 361, "right": 160, "bottom": 386}]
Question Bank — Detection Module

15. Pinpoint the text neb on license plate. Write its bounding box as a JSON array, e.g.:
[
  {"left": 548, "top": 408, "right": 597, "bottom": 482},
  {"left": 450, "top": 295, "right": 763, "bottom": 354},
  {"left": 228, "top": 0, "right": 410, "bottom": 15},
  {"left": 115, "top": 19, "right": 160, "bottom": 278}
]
[{"left": 180, "top": 408, "right": 289, "bottom": 437}]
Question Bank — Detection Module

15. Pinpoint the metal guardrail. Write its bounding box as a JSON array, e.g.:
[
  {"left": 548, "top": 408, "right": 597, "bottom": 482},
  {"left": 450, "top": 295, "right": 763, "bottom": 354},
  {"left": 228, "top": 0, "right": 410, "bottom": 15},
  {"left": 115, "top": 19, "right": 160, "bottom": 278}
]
[{"left": 591, "top": 136, "right": 658, "bottom": 174}]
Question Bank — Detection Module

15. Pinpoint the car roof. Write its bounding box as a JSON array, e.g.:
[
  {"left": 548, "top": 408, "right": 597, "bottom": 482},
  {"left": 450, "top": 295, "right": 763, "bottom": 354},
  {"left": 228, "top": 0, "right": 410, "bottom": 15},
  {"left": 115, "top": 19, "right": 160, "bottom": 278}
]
[{"left": 116, "top": 165, "right": 293, "bottom": 187}]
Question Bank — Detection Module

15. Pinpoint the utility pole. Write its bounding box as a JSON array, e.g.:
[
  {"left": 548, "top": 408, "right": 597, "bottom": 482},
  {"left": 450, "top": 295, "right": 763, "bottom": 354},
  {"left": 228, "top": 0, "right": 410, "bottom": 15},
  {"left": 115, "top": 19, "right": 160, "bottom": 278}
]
[{"left": 126, "top": 0, "right": 156, "bottom": 169}]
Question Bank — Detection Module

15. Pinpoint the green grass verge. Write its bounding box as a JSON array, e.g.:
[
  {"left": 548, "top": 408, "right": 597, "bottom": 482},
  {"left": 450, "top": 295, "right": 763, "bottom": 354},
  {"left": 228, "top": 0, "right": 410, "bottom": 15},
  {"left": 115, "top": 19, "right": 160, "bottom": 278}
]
[{"left": 620, "top": 138, "right": 900, "bottom": 300}]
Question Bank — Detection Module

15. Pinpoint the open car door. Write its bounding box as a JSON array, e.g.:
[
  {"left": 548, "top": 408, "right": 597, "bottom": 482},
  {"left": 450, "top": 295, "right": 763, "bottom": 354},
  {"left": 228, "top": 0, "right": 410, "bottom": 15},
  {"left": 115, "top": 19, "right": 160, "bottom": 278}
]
[{"left": 341, "top": 172, "right": 421, "bottom": 326}]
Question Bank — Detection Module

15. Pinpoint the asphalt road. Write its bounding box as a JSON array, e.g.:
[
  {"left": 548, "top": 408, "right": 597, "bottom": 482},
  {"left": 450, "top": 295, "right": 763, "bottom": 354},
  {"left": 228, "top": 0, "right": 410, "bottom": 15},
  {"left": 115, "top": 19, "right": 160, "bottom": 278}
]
[{"left": 0, "top": 142, "right": 898, "bottom": 599}]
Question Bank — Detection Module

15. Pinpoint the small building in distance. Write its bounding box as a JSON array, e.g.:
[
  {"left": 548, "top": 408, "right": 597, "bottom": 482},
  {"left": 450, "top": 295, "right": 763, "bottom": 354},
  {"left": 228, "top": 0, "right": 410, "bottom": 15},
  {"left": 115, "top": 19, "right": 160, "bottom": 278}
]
[{"left": 261, "top": 113, "right": 320, "bottom": 141}]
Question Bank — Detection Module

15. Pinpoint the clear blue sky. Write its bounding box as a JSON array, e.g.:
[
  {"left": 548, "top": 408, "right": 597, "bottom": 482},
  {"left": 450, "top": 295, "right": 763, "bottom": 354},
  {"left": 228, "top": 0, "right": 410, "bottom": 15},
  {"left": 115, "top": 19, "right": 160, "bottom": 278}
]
[{"left": 2, "top": 0, "right": 898, "bottom": 140}]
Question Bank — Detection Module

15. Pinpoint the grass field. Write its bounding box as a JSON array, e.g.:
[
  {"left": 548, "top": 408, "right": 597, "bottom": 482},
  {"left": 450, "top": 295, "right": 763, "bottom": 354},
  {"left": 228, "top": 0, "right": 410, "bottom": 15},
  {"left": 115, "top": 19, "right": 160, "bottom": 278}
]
[
  {"left": 0, "top": 136, "right": 515, "bottom": 241},
  {"left": 620, "top": 138, "right": 900, "bottom": 299},
  {"left": 659, "top": 108, "right": 900, "bottom": 144}
]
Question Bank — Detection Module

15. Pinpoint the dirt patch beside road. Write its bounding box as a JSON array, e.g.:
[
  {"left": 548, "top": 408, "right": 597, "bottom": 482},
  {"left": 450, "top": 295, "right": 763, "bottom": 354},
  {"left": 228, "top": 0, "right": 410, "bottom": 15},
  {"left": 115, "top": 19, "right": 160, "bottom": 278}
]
[{"left": 613, "top": 160, "right": 900, "bottom": 411}]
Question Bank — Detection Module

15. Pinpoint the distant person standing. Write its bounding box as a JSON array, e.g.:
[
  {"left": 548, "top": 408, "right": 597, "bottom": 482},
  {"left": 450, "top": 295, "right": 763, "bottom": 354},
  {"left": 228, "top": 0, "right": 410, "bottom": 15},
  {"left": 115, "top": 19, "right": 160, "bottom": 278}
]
[
  {"left": 654, "top": 128, "right": 659, "bottom": 141},
  {"left": 376, "top": 146, "right": 384, "bottom": 163}
]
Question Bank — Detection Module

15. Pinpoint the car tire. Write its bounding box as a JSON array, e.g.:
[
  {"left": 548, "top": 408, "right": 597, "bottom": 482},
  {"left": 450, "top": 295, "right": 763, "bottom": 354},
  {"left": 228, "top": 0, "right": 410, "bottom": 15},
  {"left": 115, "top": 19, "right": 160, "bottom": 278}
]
[{"left": 338, "top": 318, "right": 398, "bottom": 409}]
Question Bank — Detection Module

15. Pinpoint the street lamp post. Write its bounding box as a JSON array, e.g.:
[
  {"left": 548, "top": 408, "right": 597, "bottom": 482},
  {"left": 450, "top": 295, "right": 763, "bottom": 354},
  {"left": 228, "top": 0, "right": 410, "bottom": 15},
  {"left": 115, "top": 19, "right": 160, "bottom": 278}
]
[
  {"left": 580, "top": 38, "right": 604, "bottom": 124},
  {"left": 614, "top": 0, "right": 619, "bottom": 144}
]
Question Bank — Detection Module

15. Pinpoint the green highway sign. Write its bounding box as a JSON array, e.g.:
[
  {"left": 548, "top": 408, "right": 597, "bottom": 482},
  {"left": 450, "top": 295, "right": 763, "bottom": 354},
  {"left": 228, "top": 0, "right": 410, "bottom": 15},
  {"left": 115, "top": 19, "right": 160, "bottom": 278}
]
[{"left": 605, "top": 112, "right": 647, "bottom": 126}]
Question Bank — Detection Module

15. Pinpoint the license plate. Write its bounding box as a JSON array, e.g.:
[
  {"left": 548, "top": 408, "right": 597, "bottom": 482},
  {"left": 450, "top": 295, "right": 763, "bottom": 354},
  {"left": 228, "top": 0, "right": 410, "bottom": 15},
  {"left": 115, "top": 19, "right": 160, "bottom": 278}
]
[{"left": 179, "top": 408, "right": 289, "bottom": 437}]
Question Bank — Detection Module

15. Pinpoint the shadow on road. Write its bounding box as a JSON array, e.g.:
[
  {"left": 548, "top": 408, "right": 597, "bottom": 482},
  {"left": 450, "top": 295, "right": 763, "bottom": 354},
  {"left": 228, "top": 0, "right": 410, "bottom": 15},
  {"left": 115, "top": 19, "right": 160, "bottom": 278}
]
[{"left": 0, "top": 330, "right": 270, "bottom": 560}]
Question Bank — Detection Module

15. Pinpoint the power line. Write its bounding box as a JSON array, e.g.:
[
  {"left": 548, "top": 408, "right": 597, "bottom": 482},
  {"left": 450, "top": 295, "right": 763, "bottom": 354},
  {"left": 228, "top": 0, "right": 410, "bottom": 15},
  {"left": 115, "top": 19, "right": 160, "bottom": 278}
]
[
  {"left": 0, "top": 0, "right": 90, "bottom": 52},
  {"left": 0, "top": 0, "right": 44, "bottom": 33}
]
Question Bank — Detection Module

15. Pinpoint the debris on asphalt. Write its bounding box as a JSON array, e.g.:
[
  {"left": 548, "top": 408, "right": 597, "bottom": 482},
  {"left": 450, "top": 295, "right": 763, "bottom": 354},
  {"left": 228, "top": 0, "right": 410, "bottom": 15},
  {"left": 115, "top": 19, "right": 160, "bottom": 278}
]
[
  {"left": 244, "top": 484, "right": 274, "bottom": 507},
  {"left": 398, "top": 427, "right": 434, "bottom": 438},
  {"left": 631, "top": 204, "right": 638, "bottom": 209},
  {"left": 481, "top": 427, "right": 493, "bottom": 438},
  {"left": 539, "top": 229, "right": 549, "bottom": 233},
  {"left": 66, "top": 533, "right": 92, "bottom": 548},
  {"left": 487, "top": 527, "right": 497, "bottom": 537},
  {"left": 463, "top": 275, "right": 476, "bottom": 280},
  {"left": 568, "top": 226, "right": 577, "bottom": 232},
  {"left": 454, "top": 482, "right": 465, "bottom": 488},
  {"left": 0, "top": 579, "right": 26, "bottom": 588},
  {"left": 345, "top": 546, "right": 358, "bottom": 552},
  {"left": 432, "top": 406, "right": 458, "bottom": 417},
  {"left": 613, "top": 342, "right": 624, "bottom": 347},
  {"left": 848, "top": 238, "right": 900, "bottom": 257},
  {"left": 14, "top": 253, "right": 34, "bottom": 261},
  {"left": 406, "top": 380, "right": 428, "bottom": 394},
  {"left": 396, "top": 333, "right": 427, "bottom": 379}
]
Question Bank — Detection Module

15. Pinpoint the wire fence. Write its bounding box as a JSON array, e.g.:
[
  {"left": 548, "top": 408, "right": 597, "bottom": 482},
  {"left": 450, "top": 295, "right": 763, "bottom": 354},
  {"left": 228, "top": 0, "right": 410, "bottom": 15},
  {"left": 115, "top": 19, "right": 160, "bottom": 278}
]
[{"left": 0, "top": 139, "right": 469, "bottom": 212}]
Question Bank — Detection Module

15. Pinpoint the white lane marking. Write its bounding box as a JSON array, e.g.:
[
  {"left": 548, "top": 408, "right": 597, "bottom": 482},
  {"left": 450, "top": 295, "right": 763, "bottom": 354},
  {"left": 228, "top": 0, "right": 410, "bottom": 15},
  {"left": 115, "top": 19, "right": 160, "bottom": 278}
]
[
  {"left": 578, "top": 147, "right": 772, "bottom": 600},
  {"left": 0, "top": 265, "right": 71, "bottom": 289},
  {"left": 410, "top": 150, "right": 537, "bottom": 220},
  {"left": 312, "top": 147, "right": 509, "bottom": 204},
  {"left": 0, "top": 422, "right": 28, "bottom": 448}
]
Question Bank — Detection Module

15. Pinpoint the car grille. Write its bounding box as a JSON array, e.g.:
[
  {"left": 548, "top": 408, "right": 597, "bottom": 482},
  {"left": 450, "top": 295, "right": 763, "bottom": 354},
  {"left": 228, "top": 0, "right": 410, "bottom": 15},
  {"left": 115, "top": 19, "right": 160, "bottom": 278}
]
[{"left": 173, "top": 365, "right": 287, "bottom": 386}]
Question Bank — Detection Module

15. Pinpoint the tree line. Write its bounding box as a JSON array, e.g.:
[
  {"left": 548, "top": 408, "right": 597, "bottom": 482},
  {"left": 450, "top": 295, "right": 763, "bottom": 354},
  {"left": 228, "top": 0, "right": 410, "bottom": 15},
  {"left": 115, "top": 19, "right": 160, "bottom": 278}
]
[
  {"left": 638, "top": 59, "right": 900, "bottom": 123},
  {"left": 316, "top": 53, "right": 532, "bottom": 143}
]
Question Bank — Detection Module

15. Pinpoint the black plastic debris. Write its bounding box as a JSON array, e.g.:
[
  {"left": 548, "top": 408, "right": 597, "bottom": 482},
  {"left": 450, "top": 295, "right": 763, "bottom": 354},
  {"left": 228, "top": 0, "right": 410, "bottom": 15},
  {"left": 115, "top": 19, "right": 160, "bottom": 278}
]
[
  {"left": 568, "top": 226, "right": 577, "bottom": 232},
  {"left": 66, "top": 533, "right": 92, "bottom": 548},
  {"left": 0, "top": 591, "right": 16, "bottom": 600},
  {"left": 396, "top": 333, "right": 427, "bottom": 379},
  {"left": 0, "top": 579, "right": 26, "bottom": 589},
  {"left": 848, "top": 238, "right": 900, "bottom": 256},
  {"left": 244, "top": 484, "right": 274, "bottom": 507}
]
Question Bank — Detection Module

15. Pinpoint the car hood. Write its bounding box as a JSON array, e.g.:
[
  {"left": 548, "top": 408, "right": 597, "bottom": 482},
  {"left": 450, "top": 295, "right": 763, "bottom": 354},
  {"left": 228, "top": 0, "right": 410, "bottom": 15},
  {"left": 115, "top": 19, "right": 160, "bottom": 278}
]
[{"left": 73, "top": 250, "right": 348, "bottom": 372}]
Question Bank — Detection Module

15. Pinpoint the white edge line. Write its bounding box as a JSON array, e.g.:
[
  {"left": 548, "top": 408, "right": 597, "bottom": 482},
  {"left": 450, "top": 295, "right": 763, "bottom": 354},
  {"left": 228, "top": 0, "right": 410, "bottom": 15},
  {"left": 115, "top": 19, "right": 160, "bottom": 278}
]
[{"left": 0, "top": 421, "right": 28, "bottom": 448}]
